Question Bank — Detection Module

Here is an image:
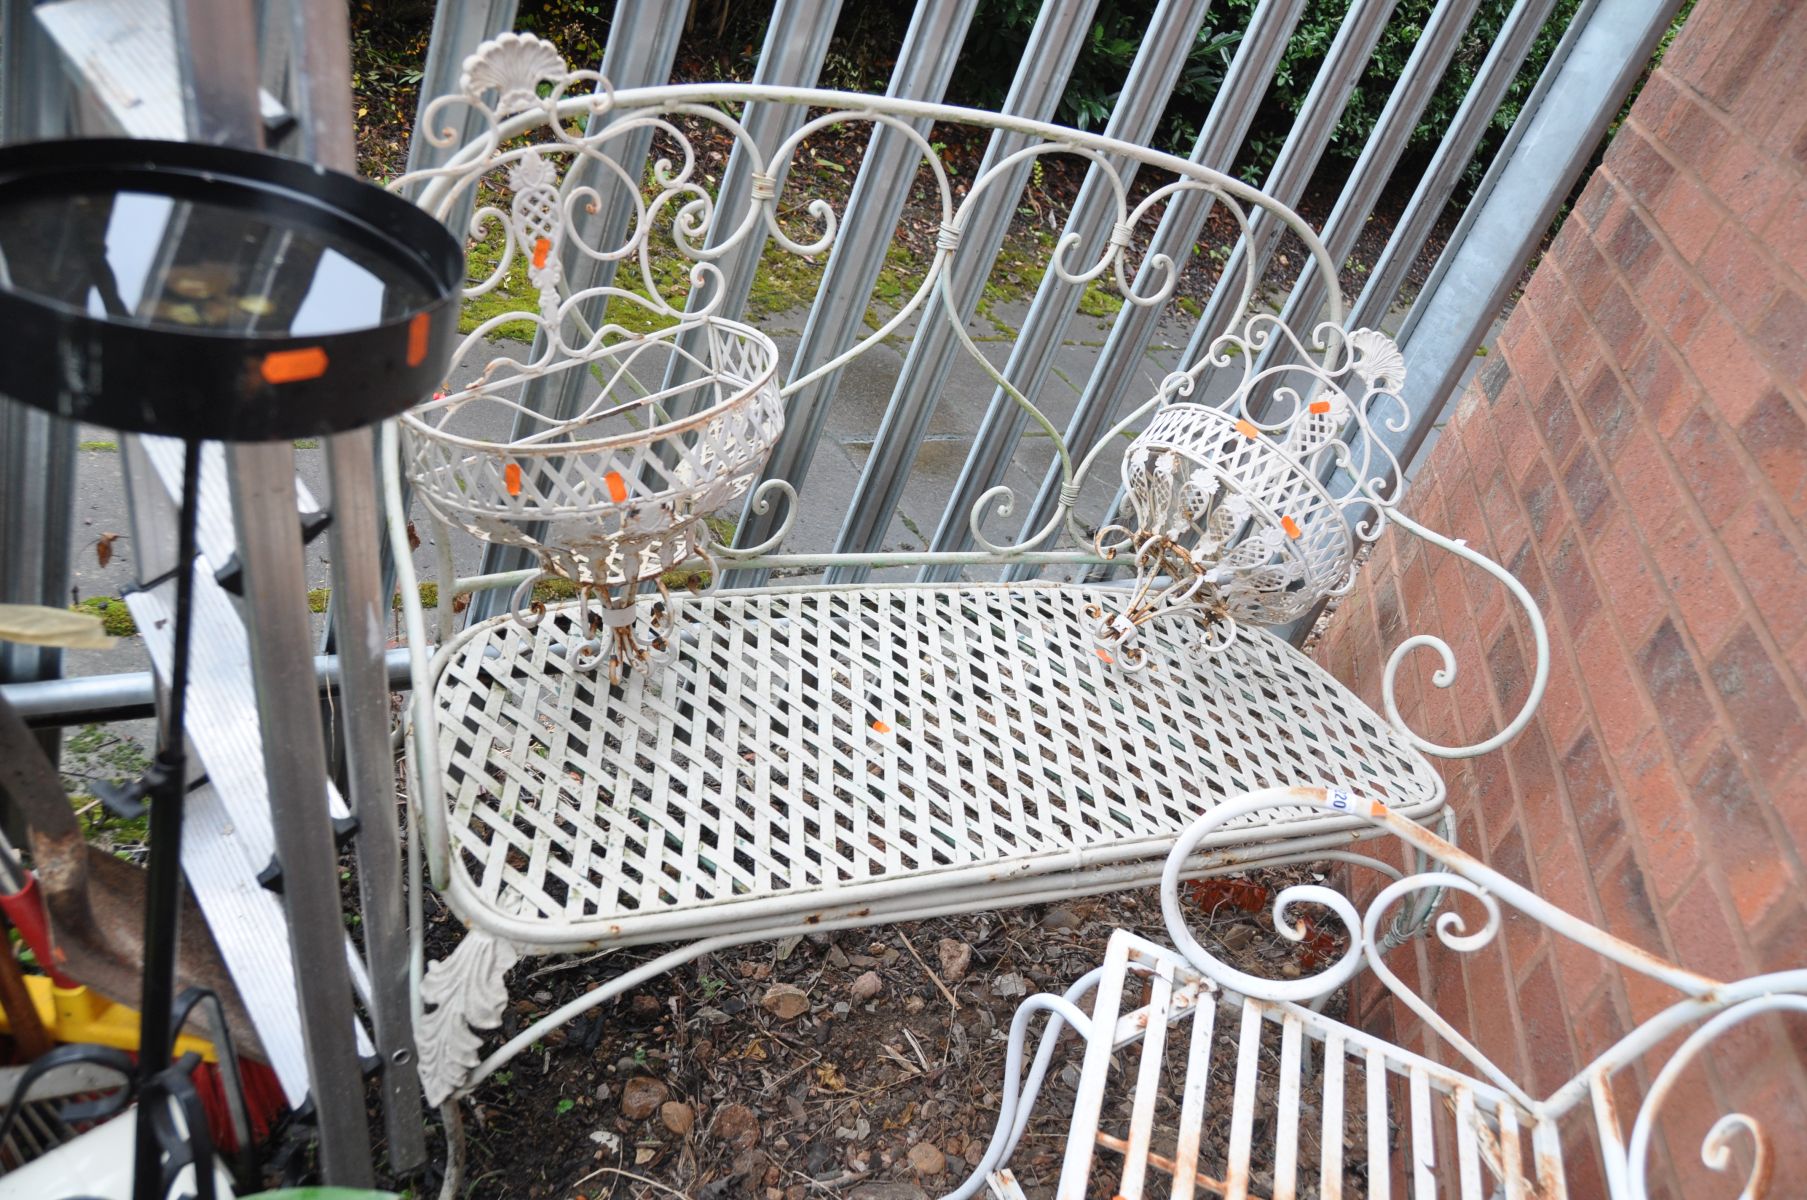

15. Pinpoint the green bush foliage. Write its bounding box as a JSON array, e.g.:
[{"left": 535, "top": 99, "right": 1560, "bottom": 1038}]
[
  {"left": 950, "top": 0, "right": 1585, "bottom": 185},
  {"left": 373, "top": 0, "right": 1683, "bottom": 195}
]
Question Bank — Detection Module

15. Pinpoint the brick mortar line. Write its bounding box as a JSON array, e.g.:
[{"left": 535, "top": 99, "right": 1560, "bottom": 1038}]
[
  {"left": 1543, "top": 180, "right": 1807, "bottom": 775},
  {"left": 1505, "top": 263, "right": 1805, "bottom": 967},
  {"left": 1646, "top": 65, "right": 1807, "bottom": 289},
  {"left": 1616, "top": 108, "right": 1807, "bottom": 389},
  {"left": 1585, "top": 155, "right": 1807, "bottom": 579},
  {"left": 1519, "top": 267, "right": 1807, "bottom": 865}
]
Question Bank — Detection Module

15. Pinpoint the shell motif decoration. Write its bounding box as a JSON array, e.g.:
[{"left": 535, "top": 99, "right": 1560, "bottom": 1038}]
[
  {"left": 461, "top": 31, "right": 570, "bottom": 116},
  {"left": 1345, "top": 327, "right": 1407, "bottom": 394}
]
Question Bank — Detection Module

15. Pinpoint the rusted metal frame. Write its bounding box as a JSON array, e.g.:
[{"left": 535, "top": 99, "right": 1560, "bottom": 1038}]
[
  {"left": 1247, "top": 0, "right": 1485, "bottom": 385},
  {"left": 466, "top": 0, "right": 687, "bottom": 620},
  {"left": 995, "top": 0, "right": 1307, "bottom": 586},
  {"left": 824, "top": 0, "right": 1102, "bottom": 584},
  {"left": 1320, "top": 1029, "right": 1345, "bottom": 1197},
  {"left": 1118, "top": 963, "right": 1176, "bottom": 1197},
  {"left": 721, "top": 0, "right": 981, "bottom": 590},
  {"left": 1222, "top": 999, "right": 1264, "bottom": 1199},
  {"left": 653, "top": 0, "right": 845, "bottom": 411},
  {"left": 1053, "top": 927, "right": 1132, "bottom": 1198},
  {"left": 917, "top": 0, "right": 1217, "bottom": 584}
]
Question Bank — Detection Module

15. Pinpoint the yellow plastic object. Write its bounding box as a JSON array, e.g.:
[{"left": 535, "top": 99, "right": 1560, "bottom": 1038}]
[{"left": 0, "top": 976, "right": 219, "bottom": 1062}]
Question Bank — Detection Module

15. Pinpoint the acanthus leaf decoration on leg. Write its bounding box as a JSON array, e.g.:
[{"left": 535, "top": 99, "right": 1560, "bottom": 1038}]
[{"left": 418, "top": 929, "right": 523, "bottom": 1106}]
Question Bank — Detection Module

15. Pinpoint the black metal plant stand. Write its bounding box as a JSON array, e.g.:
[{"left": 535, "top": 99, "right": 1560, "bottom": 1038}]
[{"left": 0, "top": 136, "right": 460, "bottom": 1199}]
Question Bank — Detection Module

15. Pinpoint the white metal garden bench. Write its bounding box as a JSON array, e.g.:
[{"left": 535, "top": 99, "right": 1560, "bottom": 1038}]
[
  {"left": 954, "top": 786, "right": 1807, "bottom": 1200},
  {"left": 379, "top": 34, "right": 1549, "bottom": 1112}
]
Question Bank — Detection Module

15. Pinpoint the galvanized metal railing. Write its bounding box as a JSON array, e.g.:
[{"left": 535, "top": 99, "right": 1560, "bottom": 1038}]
[{"left": 1, "top": 0, "right": 1681, "bottom": 722}]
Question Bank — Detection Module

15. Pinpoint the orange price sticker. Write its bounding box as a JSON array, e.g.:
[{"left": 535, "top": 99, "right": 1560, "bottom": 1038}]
[
  {"left": 259, "top": 346, "right": 328, "bottom": 385},
  {"left": 870, "top": 719, "right": 891, "bottom": 734},
  {"left": 604, "top": 471, "right": 628, "bottom": 503},
  {"left": 1308, "top": 399, "right": 1331, "bottom": 414},
  {"left": 533, "top": 237, "right": 552, "bottom": 270},
  {"left": 1095, "top": 648, "right": 1114, "bottom": 664},
  {"left": 504, "top": 463, "right": 523, "bottom": 496},
  {"left": 1234, "top": 418, "right": 1260, "bottom": 439},
  {"left": 407, "top": 312, "right": 432, "bottom": 366},
  {"left": 1281, "top": 515, "right": 1302, "bottom": 539}
]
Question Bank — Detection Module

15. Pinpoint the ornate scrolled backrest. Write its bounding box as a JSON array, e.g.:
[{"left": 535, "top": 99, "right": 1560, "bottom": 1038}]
[
  {"left": 387, "top": 31, "right": 1546, "bottom": 752},
  {"left": 1156, "top": 786, "right": 1807, "bottom": 1197}
]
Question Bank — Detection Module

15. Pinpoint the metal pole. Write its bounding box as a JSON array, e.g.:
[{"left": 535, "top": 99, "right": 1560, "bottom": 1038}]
[
  {"left": 174, "top": 0, "right": 373, "bottom": 1181},
  {"left": 1348, "top": 0, "right": 1560, "bottom": 332},
  {"left": 918, "top": 0, "right": 1216, "bottom": 582},
  {"left": 227, "top": 444, "right": 376, "bottom": 1185},
  {"left": 655, "top": 0, "right": 845, "bottom": 407},
  {"left": 285, "top": 0, "right": 427, "bottom": 1168},
  {"left": 0, "top": 647, "right": 416, "bottom": 727},
  {"left": 131, "top": 439, "right": 202, "bottom": 1200},
  {"left": 1171, "top": 0, "right": 1403, "bottom": 386},
  {"left": 718, "top": 0, "right": 983, "bottom": 590}
]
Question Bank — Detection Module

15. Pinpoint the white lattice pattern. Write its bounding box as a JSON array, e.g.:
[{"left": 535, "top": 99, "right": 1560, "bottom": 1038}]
[{"left": 423, "top": 583, "right": 1441, "bottom": 944}]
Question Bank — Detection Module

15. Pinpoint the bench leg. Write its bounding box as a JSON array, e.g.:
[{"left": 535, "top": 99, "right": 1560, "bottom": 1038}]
[
  {"left": 421, "top": 932, "right": 743, "bottom": 1200},
  {"left": 418, "top": 928, "right": 523, "bottom": 1108}
]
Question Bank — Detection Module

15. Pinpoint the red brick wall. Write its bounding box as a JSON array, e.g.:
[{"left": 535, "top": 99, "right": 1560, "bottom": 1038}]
[{"left": 1315, "top": 2, "right": 1807, "bottom": 1192}]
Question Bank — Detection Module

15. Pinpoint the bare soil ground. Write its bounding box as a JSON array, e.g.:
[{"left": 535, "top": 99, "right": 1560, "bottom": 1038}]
[{"left": 357, "top": 861, "right": 1364, "bottom": 1200}]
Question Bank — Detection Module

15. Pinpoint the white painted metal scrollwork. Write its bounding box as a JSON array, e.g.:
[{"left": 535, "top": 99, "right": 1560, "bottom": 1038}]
[
  {"left": 1141, "top": 785, "right": 1807, "bottom": 1199},
  {"left": 391, "top": 35, "right": 1546, "bottom": 733},
  {"left": 1088, "top": 320, "right": 1405, "bottom": 665},
  {"left": 391, "top": 34, "right": 1335, "bottom": 575},
  {"left": 417, "top": 929, "right": 522, "bottom": 1107}
]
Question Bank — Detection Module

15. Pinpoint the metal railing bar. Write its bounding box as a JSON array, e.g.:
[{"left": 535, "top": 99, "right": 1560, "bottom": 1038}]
[
  {"left": 0, "top": 648, "right": 416, "bottom": 727},
  {"left": 824, "top": 0, "right": 1103, "bottom": 584},
  {"left": 721, "top": 0, "right": 982, "bottom": 590},
  {"left": 1249, "top": 0, "right": 1486, "bottom": 385},
  {"left": 918, "top": 0, "right": 1219, "bottom": 584},
  {"left": 1348, "top": 0, "right": 1560, "bottom": 331},
  {"left": 1174, "top": 0, "right": 1404, "bottom": 384}
]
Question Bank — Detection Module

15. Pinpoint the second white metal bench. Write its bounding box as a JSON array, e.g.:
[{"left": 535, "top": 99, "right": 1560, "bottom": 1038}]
[{"left": 955, "top": 787, "right": 1807, "bottom": 1200}]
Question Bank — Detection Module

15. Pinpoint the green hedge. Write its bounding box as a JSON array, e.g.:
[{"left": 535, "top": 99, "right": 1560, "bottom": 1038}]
[
  {"left": 950, "top": 0, "right": 1586, "bottom": 186},
  {"left": 484, "top": 0, "right": 1688, "bottom": 192}
]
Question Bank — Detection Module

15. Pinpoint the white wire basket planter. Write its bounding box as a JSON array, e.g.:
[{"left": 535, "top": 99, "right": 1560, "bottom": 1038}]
[
  {"left": 401, "top": 317, "right": 783, "bottom": 677},
  {"left": 1090, "top": 323, "right": 1408, "bottom": 667}
]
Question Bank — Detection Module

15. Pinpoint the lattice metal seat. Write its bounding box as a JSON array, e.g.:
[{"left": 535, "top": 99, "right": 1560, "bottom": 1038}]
[{"left": 423, "top": 583, "right": 1440, "bottom": 950}]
